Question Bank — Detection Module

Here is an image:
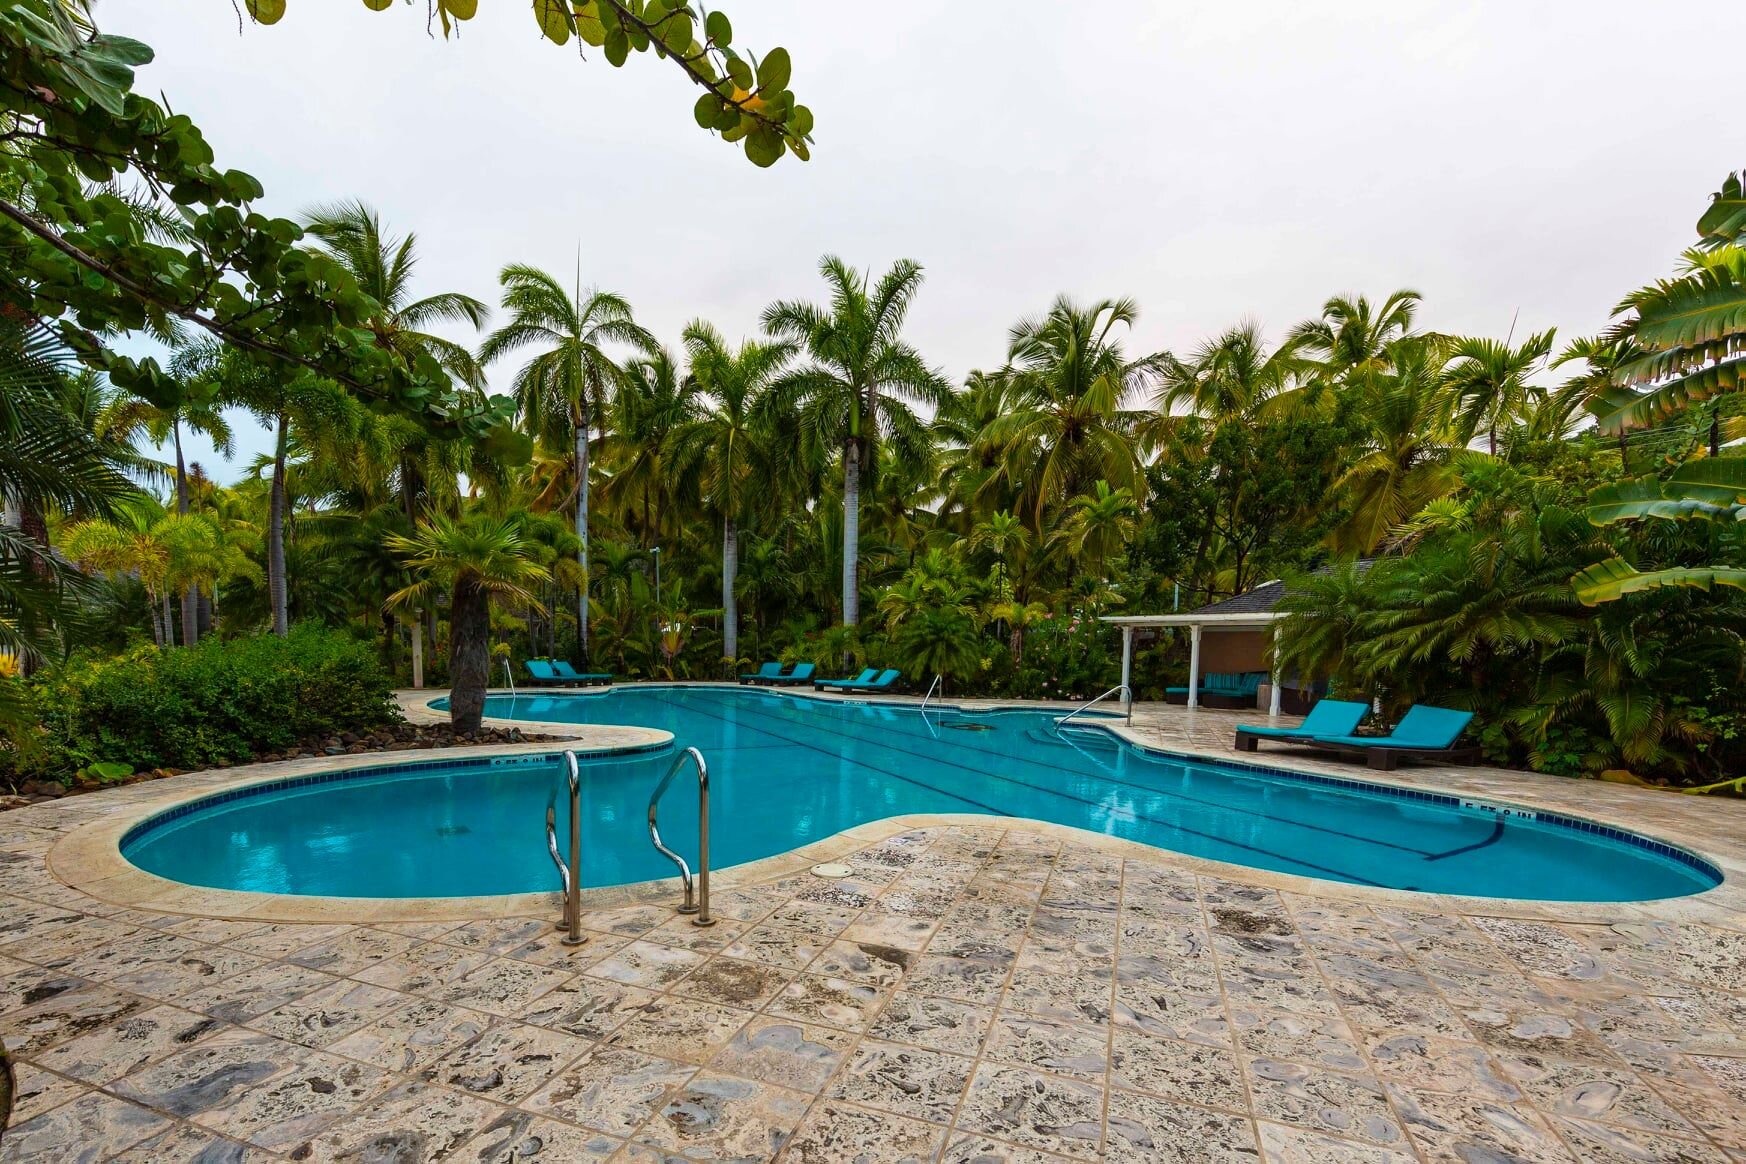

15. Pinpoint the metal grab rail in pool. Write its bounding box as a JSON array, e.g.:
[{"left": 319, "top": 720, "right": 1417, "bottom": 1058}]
[
  {"left": 648, "top": 746, "right": 713, "bottom": 927},
  {"left": 546, "top": 750, "right": 585, "bottom": 945},
  {"left": 919, "top": 674, "right": 943, "bottom": 714},
  {"left": 1055, "top": 684, "right": 1132, "bottom": 735}
]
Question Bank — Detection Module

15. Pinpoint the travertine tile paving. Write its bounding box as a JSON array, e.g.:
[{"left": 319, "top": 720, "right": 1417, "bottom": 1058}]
[{"left": 3, "top": 702, "right": 1745, "bottom": 1161}]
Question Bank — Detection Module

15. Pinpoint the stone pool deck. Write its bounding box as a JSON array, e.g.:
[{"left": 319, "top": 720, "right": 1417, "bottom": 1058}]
[{"left": 0, "top": 693, "right": 1742, "bottom": 1161}]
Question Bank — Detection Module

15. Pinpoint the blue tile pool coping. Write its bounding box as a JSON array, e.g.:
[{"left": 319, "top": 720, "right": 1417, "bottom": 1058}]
[{"left": 1121, "top": 740, "right": 1723, "bottom": 886}]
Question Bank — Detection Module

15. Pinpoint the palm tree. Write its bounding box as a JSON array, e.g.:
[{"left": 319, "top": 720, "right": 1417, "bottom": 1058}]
[
  {"left": 303, "top": 201, "right": 489, "bottom": 390},
  {"left": 304, "top": 201, "right": 489, "bottom": 535},
  {"left": 386, "top": 513, "right": 548, "bottom": 733},
  {"left": 481, "top": 265, "right": 653, "bottom": 665},
  {"left": 0, "top": 319, "right": 141, "bottom": 664},
  {"left": 671, "top": 322, "right": 792, "bottom": 666},
  {"left": 978, "top": 297, "right": 1157, "bottom": 531},
  {"left": 601, "top": 346, "right": 698, "bottom": 547},
  {"left": 1052, "top": 480, "right": 1138, "bottom": 577},
  {"left": 1155, "top": 320, "right": 1308, "bottom": 424},
  {"left": 1329, "top": 337, "right": 1466, "bottom": 553},
  {"left": 967, "top": 509, "right": 1029, "bottom": 594},
  {"left": 1287, "top": 290, "right": 1422, "bottom": 375},
  {"left": 100, "top": 342, "right": 236, "bottom": 646},
  {"left": 1444, "top": 330, "right": 1557, "bottom": 455},
  {"left": 763, "top": 256, "right": 947, "bottom": 628}
]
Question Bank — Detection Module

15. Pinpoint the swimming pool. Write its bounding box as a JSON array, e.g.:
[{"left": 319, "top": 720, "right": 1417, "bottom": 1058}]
[{"left": 121, "top": 686, "right": 1721, "bottom": 902}]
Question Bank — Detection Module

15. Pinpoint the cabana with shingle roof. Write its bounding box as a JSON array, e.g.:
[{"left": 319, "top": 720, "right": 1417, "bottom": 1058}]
[{"left": 1102, "top": 579, "right": 1295, "bottom": 716}]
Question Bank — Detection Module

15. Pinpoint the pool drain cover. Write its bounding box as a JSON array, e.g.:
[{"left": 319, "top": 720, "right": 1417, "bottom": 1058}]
[
  {"left": 945, "top": 722, "right": 995, "bottom": 732},
  {"left": 435, "top": 825, "right": 471, "bottom": 837}
]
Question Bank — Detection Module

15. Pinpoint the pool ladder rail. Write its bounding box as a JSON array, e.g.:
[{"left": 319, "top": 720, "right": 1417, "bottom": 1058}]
[
  {"left": 547, "top": 745, "right": 716, "bottom": 940},
  {"left": 546, "top": 751, "right": 585, "bottom": 945},
  {"left": 1054, "top": 683, "right": 1132, "bottom": 736},
  {"left": 648, "top": 746, "right": 714, "bottom": 927}
]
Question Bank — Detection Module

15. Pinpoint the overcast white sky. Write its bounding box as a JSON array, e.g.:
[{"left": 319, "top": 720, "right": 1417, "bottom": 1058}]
[{"left": 122, "top": 1, "right": 1735, "bottom": 482}]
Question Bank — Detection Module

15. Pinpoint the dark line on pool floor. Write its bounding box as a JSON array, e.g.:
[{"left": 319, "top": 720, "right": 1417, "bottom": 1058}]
[{"left": 1425, "top": 816, "right": 1506, "bottom": 862}]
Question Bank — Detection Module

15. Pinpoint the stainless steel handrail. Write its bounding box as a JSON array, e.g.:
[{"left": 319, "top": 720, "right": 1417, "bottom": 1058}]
[
  {"left": 1054, "top": 684, "right": 1132, "bottom": 735},
  {"left": 647, "top": 746, "right": 713, "bottom": 926},
  {"left": 503, "top": 658, "right": 517, "bottom": 698},
  {"left": 919, "top": 674, "right": 943, "bottom": 714},
  {"left": 545, "top": 750, "right": 585, "bottom": 945}
]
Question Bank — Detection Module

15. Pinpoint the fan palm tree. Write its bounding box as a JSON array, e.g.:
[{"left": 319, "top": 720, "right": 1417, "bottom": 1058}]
[
  {"left": 671, "top": 322, "right": 793, "bottom": 665},
  {"left": 1444, "top": 330, "right": 1557, "bottom": 455},
  {"left": 763, "top": 255, "right": 947, "bottom": 628},
  {"left": 480, "top": 265, "right": 654, "bottom": 665},
  {"left": 386, "top": 513, "right": 548, "bottom": 732}
]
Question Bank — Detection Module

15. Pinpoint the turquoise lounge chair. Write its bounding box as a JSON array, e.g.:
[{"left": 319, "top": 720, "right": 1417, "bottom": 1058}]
[
  {"left": 840, "top": 669, "right": 901, "bottom": 692},
  {"left": 766, "top": 663, "right": 816, "bottom": 686},
  {"left": 1233, "top": 700, "right": 1369, "bottom": 753},
  {"left": 549, "top": 660, "right": 612, "bottom": 686},
  {"left": 1312, "top": 705, "right": 1476, "bottom": 771},
  {"left": 815, "top": 668, "right": 878, "bottom": 690},
  {"left": 523, "top": 659, "right": 566, "bottom": 686},
  {"left": 739, "top": 661, "right": 787, "bottom": 685}
]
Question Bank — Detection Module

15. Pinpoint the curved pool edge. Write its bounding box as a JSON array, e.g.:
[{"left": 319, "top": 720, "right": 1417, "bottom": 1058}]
[
  {"left": 452, "top": 683, "right": 1738, "bottom": 901},
  {"left": 50, "top": 734, "right": 1743, "bottom": 928},
  {"left": 47, "top": 731, "right": 672, "bottom": 924}
]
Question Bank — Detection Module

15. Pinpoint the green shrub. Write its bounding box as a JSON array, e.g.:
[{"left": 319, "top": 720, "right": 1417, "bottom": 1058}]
[{"left": 16, "top": 627, "right": 400, "bottom": 781}]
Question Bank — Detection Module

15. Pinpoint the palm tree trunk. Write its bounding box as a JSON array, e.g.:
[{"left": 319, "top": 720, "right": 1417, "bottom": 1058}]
[
  {"left": 269, "top": 413, "right": 289, "bottom": 637},
  {"left": 448, "top": 578, "right": 489, "bottom": 733},
  {"left": 173, "top": 420, "right": 198, "bottom": 648},
  {"left": 842, "top": 438, "right": 860, "bottom": 627},
  {"left": 722, "top": 515, "right": 738, "bottom": 666},
  {"left": 146, "top": 586, "right": 164, "bottom": 648},
  {"left": 575, "top": 416, "right": 591, "bottom": 666}
]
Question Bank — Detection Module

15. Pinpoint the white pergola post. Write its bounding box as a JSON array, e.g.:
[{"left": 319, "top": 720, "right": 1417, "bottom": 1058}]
[
  {"left": 1187, "top": 623, "right": 1202, "bottom": 710},
  {"left": 1120, "top": 625, "right": 1134, "bottom": 713},
  {"left": 1268, "top": 662, "right": 1282, "bottom": 717}
]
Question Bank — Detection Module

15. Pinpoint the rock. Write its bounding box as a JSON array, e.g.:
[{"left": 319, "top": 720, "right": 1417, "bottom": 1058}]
[{"left": 0, "top": 794, "right": 31, "bottom": 811}]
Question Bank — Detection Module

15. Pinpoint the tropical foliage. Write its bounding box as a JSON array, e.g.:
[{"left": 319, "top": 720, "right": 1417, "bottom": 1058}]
[{"left": 4, "top": 1, "right": 1745, "bottom": 788}]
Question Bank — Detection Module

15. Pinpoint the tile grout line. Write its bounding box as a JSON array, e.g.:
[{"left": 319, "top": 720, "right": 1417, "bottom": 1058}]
[
  {"left": 1281, "top": 890, "right": 1435, "bottom": 1164},
  {"left": 1191, "top": 871, "right": 1269, "bottom": 1162}
]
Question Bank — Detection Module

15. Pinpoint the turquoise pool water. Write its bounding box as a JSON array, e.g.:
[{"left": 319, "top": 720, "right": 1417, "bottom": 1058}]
[{"left": 122, "top": 686, "right": 1721, "bottom": 902}]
